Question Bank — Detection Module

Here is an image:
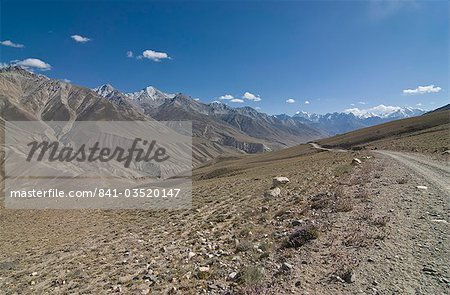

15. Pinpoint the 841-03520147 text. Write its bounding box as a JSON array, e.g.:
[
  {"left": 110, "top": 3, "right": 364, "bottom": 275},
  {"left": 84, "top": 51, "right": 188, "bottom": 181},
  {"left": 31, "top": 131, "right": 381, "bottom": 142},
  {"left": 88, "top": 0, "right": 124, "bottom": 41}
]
[{"left": 9, "top": 188, "right": 182, "bottom": 198}]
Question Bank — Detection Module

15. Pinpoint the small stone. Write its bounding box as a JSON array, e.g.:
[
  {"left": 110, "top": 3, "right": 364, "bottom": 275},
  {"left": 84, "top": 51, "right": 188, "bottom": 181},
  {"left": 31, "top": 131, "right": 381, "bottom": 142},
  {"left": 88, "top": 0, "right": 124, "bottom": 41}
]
[
  {"left": 31, "top": 272, "right": 38, "bottom": 276},
  {"left": 291, "top": 220, "right": 302, "bottom": 226},
  {"left": 352, "top": 158, "right": 362, "bottom": 165},
  {"left": 264, "top": 187, "right": 281, "bottom": 198},
  {"left": 281, "top": 262, "right": 293, "bottom": 271},
  {"left": 140, "top": 288, "right": 150, "bottom": 295},
  {"left": 208, "top": 284, "right": 218, "bottom": 290},
  {"left": 416, "top": 186, "right": 428, "bottom": 190},
  {"left": 228, "top": 272, "right": 238, "bottom": 280},
  {"left": 341, "top": 271, "right": 355, "bottom": 283},
  {"left": 188, "top": 252, "right": 196, "bottom": 259}
]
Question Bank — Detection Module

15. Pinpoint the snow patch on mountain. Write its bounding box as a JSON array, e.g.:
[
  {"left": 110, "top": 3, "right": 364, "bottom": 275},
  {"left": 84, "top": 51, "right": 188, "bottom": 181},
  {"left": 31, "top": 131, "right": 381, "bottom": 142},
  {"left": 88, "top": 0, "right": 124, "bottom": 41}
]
[
  {"left": 125, "top": 86, "right": 175, "bottom": 101},
  {"left": 343, "top": 104, "right": 424, "bottom": 119}
]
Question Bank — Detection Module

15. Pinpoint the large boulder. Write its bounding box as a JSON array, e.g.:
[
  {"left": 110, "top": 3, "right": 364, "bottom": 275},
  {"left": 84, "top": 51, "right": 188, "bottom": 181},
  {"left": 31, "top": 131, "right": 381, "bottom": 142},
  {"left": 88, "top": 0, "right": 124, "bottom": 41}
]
[{"left": 272, "top": 177, "right": 290, "bottom": 187}]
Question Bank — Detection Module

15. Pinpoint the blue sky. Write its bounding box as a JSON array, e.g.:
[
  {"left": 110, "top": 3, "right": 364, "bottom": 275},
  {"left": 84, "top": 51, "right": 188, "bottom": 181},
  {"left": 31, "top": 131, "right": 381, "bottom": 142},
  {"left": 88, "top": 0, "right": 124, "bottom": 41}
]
[{"left": 1, "top": 0, "right": 448, "bottom": 115}]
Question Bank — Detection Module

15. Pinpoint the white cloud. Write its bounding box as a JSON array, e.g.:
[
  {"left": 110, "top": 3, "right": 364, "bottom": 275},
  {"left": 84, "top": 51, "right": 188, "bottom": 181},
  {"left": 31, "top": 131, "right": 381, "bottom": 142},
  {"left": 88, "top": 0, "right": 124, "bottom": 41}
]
[
  {"left": 1, "top": 40, "right": 24, "bottom": 48},
  {"left": 140, "top": 49, "right": 171, "bottom": 62},
  {"left": 255, "top": 107, "right": 261, "bottom": 110},
  {"left": 14, "top": 58, "right": 51, "bottom": 71},
  {"left": 358, "top": 101, "right": 367, "bottom": 105},
  {"left": 126, "top": 51, "right": 134, "bottom": 58},
  {"left": 243, "top": 92, "right": 261, "bottom": 101},
  {"left": 304, "top": 100, "right": 310, "bottom": 104},
  {"left": 403, "top": 85, "right": 442, "bottom": 95},
  {"left": 71, "top": 35, "right": 91, "bottom": 43},
  {"left": 193, "top": 98, "right": 200, "bottom": 101},
  {"left": 286, "top": 98, "right": 295, "bottom": 104},
  {"left": 61, "top": 78, "right": 71, "bottom": 83},
  {"left": 219, "top": 94, "right": 234, "bottom": 100},
  {"left": 231, "top": 98, "right": 244, "bottom": 103}
]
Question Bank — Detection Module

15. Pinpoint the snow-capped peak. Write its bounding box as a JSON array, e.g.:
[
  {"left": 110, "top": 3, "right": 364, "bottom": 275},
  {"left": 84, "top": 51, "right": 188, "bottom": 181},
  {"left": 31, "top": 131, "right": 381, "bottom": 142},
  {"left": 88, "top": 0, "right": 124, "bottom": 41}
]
[
  {"left": 93, "top": 84, "right": 116, "bottom": 97},
  {"left": 125, "top": 85, "right": 175, "bottom": 101},
  {"left": 343, "top": 104, "right": 424, "bottom": 119}
]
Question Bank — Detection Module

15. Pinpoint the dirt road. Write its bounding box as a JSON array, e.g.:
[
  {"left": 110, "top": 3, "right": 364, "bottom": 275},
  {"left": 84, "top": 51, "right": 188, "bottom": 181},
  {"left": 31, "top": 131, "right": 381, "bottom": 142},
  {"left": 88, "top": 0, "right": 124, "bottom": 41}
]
[{"left": 374, "top": 150, "right": 450, "bottom": 196}]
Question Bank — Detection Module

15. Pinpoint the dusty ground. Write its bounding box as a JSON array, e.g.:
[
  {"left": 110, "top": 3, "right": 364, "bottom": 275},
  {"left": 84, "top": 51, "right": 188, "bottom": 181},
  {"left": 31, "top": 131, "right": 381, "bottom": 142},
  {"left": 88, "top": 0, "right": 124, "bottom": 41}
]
[{"left": 0, "top": 141, "right": 448, "bottom": 294}]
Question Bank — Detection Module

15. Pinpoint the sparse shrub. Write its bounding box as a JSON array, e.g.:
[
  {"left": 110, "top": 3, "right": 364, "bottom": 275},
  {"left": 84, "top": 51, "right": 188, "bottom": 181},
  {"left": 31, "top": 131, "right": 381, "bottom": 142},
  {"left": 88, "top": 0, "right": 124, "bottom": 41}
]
[
  {"left": 236, "top": 240, "right": 253, "bottom": 253},
  {"left": 310, "top": 193, "right": 330, "bottom": 210},
  {"left": 239, "top": 266, "right": 265, "bottom": 287},
  {"left": 239, "top": 227, "right": 252, "bottom": 237},
  {"left": 283, "top": 225, "right": 319, "bottom": 248},
  {"left": 334, "top": 164, "right": 352, "bottom": 177},
  {"left": 372, "top": 215, "right": 390, "bottom": 227},
  {"left": 335, "top": 199, "right": 353, "bottom": 212}
]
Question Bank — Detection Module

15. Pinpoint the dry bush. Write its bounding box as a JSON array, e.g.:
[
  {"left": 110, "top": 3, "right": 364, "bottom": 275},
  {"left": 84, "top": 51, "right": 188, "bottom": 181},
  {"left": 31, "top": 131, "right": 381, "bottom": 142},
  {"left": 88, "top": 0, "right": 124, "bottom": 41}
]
[
  {"left": 334, "top": 164, "right": 353, "bottom": 177},
  {"left": 236, "top": 240, "right": 253, "bottom": 253},
  {"left": 309, "top": 193, "right": 330, "bottom": 210},
  {"left": 335, "top": 199, "right": 353, "bottom": 212},
  {"left": 371, "top": 215, "right": 390, "bottom": 227},
  {"left": 239, "top": 266, "right": 265, "bottom": 287},
  {"left": 282, "top": 225, "right": 319, "bottom": 248}
]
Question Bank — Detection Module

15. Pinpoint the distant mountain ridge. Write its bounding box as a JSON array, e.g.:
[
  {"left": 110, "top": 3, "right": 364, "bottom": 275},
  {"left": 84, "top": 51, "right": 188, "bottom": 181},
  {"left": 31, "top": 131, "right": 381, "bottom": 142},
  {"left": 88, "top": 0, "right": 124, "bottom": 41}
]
[{"left": 275, "top": 106, "right": 426, "bottom": 135}]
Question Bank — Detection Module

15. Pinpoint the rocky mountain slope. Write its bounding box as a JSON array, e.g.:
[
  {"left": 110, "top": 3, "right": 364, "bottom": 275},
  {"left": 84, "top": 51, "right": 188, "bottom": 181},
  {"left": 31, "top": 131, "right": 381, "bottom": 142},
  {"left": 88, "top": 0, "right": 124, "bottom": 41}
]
[
  {"left": 0, "top": 66, "right": 326, "bottom": 166},
  {"left": 93, "top": 83, "right": 328, "bottom": 151}
]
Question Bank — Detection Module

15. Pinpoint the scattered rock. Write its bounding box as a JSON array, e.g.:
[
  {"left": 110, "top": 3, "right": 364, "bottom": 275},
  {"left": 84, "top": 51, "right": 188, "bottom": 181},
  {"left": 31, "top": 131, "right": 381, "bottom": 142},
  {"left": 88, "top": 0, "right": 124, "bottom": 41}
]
[
  {"left": 442, "top": 150, "right": 450, "bottom": 155},
  {"left": 264, "top": 187, "right": 281, "bottom": 198},
  {"left": 188, "top": 252, "right": 196, "bottom": 259},
  {"left": 31, "top": 272, "right": 38, "bottom": 276},
  {"left": 341, "top": 270, "right": 355, "bottom": 283},
  {"left": 228, "top": 272, "right": 239, "bottom": 281},
  {"left": 291, "top": 220, "right": 302, "bottom": 226},
  {"left": 272, "top": 177, "right": 290, "bottom": 187},
  {"left": 351, "top": 158, "right": 362, "bottom": 165},
  {"left": 416, "top": 185, "right": 428, "bottom": 190},
  {"left": 281, "top": 262, "right": 293, "bottom": 272}
]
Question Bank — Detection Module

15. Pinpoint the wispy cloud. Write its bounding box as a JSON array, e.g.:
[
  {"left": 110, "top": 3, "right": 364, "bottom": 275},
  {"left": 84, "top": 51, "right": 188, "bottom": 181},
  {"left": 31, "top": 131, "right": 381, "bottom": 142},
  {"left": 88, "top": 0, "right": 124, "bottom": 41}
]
[
  {"left": 71, "top": 35, "right": 91, "bottom": 43},
  {"left": 126, "top": 51, "right": 134, "bottom": 58},
  {"left": 304, "top": 100, "right": 310, "bottom": 104},
  {"left": 369, "top": 0, "right": 419, "bottom": 20},
  {"left": 138, "top": 49, "right": 171, "bottom": 62},
  {"left": 231, "top": 98, "right": 244, "bottom": 103},
  {"left": 61, "top": 78, "right": 71, "bottom": 83},
  {"left": 403, "top": 85, "right": 442, "bottom": 95},
  {"left": 255, "top": 106, "right": 261, "bottom": 110},
  {"left": 1, "top": 40, "right": 24, "bottom": 48},
  {"left": 13, "top": 58, "right": 51, "bottom": 71},
  {"left": 286, "top": 98, "right": 295, "bottom": 104},
  {"left": 243, "top": 92, "right": 261, "bottom": 102},
  {"left": 219, "top": 94, "right": 234, "bottom": 100}
]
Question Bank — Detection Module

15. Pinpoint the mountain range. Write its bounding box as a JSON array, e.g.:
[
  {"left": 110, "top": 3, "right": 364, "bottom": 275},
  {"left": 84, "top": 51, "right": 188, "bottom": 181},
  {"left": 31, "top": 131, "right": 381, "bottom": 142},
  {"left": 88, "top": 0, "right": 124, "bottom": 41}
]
[
  {"left": 275, "top": 106, "right": 425, "bottom": 135},
  {"left": 0, "top": 66, "right": 326, "bottom": 165},
  {"left": 0, "top": 66, "right": 431, "bottom": 165}
]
